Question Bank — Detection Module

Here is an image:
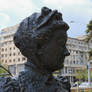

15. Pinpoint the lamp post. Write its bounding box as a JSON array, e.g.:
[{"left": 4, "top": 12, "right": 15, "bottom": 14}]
[
  {"left": 87, "top": 61, "right": 92, "bottom": 88},
  {"left": 87, "top": 40, "right": 92, "bottom": 88},
  {"left": 69, "top": 69, "right": 72, "bottom": 86},
  {"left": 68, "top": 21, "right": 75, "bottom": 86}
]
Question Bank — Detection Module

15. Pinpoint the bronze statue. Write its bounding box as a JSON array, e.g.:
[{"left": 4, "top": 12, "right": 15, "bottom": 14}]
[{"left": 0, "top": 7, "right": 70, "bottom": 92}]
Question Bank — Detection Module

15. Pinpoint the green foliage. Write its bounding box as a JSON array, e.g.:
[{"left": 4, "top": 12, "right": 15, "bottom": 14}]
[
  {"left": 85, "top": 35, "right": 91, "bottom": 43},
  {"left": 75, "top": 69, "right": 87, "bottom": 81},
  {"left": 87, "top": 22, "right": 92, "bottom": 31},
  {"left": 0, "top": 67, "right": 7, "bottom": 74},
  {"left": 86, "top": 29, "right": 90, "bottom": 34},
  {"left": 85, "top": 19, "right": 92, "bottom": 61},
  {"left": 87, "top": 20, "right": 92, "bottom": 31},
  {"left": 85, "top": 20, "right": 92, "bottom": 42},
  {"left": 88, "top": 49, "right": 92, "bottom": 60},
  {"left": 75, "top": 68, "right": 92, "bottom": 81},
  {"left": 0, "top": 61, "right": 8, "bottom": 76}
]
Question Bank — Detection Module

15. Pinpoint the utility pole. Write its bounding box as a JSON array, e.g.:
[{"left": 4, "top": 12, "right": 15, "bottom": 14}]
[
  {"left": 77, "top": 82, "right": 79, "bottom": 92},
  {"left": 88, "top": 61, "right": 91, "bottom": 87},
  {"left": 87, "top": 38, "right": 91, "bottom": 88}
]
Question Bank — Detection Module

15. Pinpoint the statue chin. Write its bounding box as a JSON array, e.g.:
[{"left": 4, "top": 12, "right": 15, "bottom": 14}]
[{"left": 0, "top": 7, "right": 71, "bottom": 92}]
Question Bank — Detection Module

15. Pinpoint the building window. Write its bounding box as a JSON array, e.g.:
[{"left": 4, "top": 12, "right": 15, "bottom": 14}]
[
  {"left": 13, "top": 59, "right": 15, "bottom": 62},
  {"left": 9, "top": 60, "right": 12, "bottom": 62},
  {"left": 77, "top": 61, "right": 78, "bottom": 64},
  {"left": 2, "top": 48, "right": 4, "bottom": 51},
  {"left": 5, "top": 54, "right": 7, "bottom": 57},
  {"left": 2, "top": 59, "right": 4, "bottom": 63},
  {"left": 65, "top": 67, "right": 67, "bottom": 73},
  {"left": 76, "top": 51, "right": 78, "bottom": 54},
  {"left": 22, "top": 57, "right": 26, "bottom": 61},
  {"left": 13, "top": 47, "right": 15, "bottom": 50},
  {"left": 9, "top": 53, "right": 11, "bottom": 56},
  {"left": 70, "top": 61, "right": 72, "bottom": 64},
  {"left": 10, "top": 47, "right": 12, "bottom": 50},
  {"left": 18, "top": 58, "right": 20, "bottom": 61},
  {"left": 5, "top": 60, "right": 7, "bottom": 63},
  {"left": 2, "top": 54, "right": 4, "bottom": 57},
  {"left": 18, "top": 52, "right": 20, "bottom": 55},
  {"left": 73, "top": 61, "right": 75, "bottom": 64},
  {"left": 13, "top": 53, "right": 16, "bottom": 56},
  {"left": 5, "top": 48, "right": 7, "bottom": 51}
]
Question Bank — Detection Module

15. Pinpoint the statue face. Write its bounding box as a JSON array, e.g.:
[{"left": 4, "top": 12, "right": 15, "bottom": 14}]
[
  {"left": 37, "top": 29, "right": 70, "bottom": 72},
  {"left": 13, "top": 6, "right": 70, "bottom": 74}
]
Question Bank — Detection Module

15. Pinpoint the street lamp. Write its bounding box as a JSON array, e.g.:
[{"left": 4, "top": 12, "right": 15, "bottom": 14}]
[
  {"left": 68, "top": 21, "right": 75, "bottom": 86},
  {"left": 87, "top": 61, "right": 92, "bottom": 87}
]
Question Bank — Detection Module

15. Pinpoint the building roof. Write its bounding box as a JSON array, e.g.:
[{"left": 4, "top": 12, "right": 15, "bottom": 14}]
[
  {"left": 74, "top": 35, "right": 86, "bottom": 40},
  {"left": 1, "top": 24, "right": 19, "bottom": 32}
]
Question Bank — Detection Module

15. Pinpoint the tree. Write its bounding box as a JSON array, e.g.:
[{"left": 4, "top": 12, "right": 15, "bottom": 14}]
[
  {"left": 85, "top": 20, "right": 92, "bottom": 60},
  {"left": 75, "top": 69, "right": 87, "bottom": 82},
  {"left": 0, "top": 61, "right": 12, "bottom": 76},
  {"left": 75, "top": 68, "right": 92, "bottom": 82},
  {"left": 85, "top": 20, "right": 92, "bottom": 42},
  {"left": 0, "top": 63, "right": 7, "bottom": 76},
  {"left": 75, "top": 20, "right": 92, "bottom": 82}
]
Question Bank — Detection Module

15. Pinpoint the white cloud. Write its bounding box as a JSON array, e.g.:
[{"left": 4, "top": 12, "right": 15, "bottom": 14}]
[
  {"left": 43, "top": 0, "right": 92, "bottom": 24},
  {"left": 0, "top": 13, "right": 10, "bottom": 21},
  {"left": 0, "top": 0, "right": 92, "bottom": 36},
  {"left": 0, "top": 0, "right": 33, "bottom": 10},
  {"left": 0, "top": 0, "right": 38, "bottom": 30},
  {"left": 43, "top": 0, "right": 91, "bottom": 7},
  {"left": 43, "top": 0, "right": 92, "bottom": 16},
  {"left": 43, "top": 0, "right": 92, "bottom": 37},
  {"left": 0, "top": 13, "right": 10, "bottom": 29},
  {"left": 0, "top": 0, "right": 37, "bottom": 17}
]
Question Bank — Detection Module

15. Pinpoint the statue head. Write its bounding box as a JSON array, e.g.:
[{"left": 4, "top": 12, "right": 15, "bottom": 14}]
[{"left": 14, "top": 7, "right": 70, "bottom": 73}]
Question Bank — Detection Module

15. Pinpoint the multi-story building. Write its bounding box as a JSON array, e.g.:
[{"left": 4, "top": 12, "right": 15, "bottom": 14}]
[
  {"left": 0, "top": 24, "right": 92, "bottom": 79},
  {"left": 0, "top": 25, "right": 26, "bottom": 75},
  {"left": 61, "top": 36, "right": 92, "bottom": 82}
]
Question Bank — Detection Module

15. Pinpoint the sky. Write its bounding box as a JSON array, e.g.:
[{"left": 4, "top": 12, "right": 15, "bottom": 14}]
[{"left": 0, "top": 0, "right": 92, "bottom": 37}]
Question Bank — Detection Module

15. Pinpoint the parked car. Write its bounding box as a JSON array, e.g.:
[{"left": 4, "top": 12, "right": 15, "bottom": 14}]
[{"left": 79, "top": 82, "right": 92, "bottom": 88}]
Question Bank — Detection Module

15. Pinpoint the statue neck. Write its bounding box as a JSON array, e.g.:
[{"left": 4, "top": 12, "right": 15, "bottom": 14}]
[
  {"left": 18, "top": 58, "right": 60, "bottom": 92},
  {"left": 24, "top": 59, "right": 54, "bottom": 84},
  {"left": 24, "top": 58, "right": 52, "bottom": 75}
]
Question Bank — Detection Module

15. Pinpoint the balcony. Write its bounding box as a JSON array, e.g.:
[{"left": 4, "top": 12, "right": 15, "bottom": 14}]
[{"left": 64, "top": 63, "right": 86, "bottom": 68}]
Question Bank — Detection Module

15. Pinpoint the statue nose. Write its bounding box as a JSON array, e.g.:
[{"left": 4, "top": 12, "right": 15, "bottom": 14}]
[{"left": 64, "top": 48, "right": 70, "bottom": 56}]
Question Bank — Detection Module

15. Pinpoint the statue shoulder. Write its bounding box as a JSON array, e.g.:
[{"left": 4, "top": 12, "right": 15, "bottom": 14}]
[
  {"left": 0, "top": 71, "right": 31, "bottom": 92},
  {"left": 0, "top": 77, "right": 19, "bottom": 92},
  {"left": 56, "top": 76, "right": 71, "bottom": 92}
]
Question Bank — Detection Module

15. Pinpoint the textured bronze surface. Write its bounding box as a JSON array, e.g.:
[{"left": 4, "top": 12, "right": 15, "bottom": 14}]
[{"left": 0, "top": 7, "right": 71, "bottom": 92}]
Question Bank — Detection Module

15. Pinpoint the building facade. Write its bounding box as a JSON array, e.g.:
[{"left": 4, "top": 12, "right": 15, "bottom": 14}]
[
  {"left": 0, "top": 25, "right": 26, "bottom": 75},
  {"left": 0, "top": 25, "right": 92, "bottom": 78},
  {"left": 61, "top": 36, "right": 92, "bottom": 82}
]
